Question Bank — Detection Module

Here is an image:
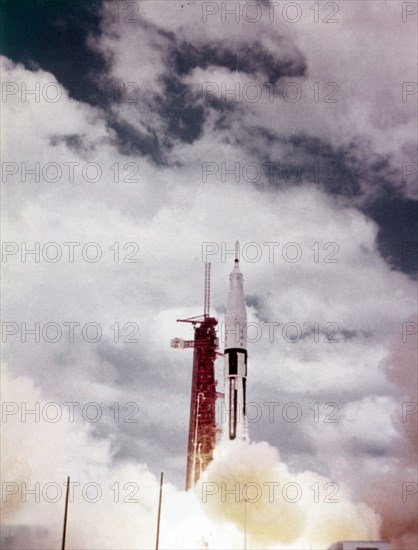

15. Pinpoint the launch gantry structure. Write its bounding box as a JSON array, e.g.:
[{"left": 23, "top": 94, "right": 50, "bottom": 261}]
[{"left": 171, "top": 264, "right": 220, "bottom": 490}]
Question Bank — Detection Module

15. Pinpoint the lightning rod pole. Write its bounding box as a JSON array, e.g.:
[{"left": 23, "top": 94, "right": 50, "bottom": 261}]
[
  {"left": 155, "top": 472, "right": 164, "bottom": 550},
  {"left": 61, "top": 475, "right": 70, "bottom": 550}
]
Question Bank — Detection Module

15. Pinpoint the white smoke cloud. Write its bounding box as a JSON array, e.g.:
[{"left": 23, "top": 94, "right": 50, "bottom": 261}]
[
  {"left": 198, "top": 439, "right": 377, "bottom": 548},
  {"left": 2, "top": 365, "right": 380, "bottom": 549}
]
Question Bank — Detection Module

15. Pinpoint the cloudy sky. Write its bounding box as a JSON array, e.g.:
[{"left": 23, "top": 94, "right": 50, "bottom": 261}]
[{"left": 1, "top": 0, "right": 417, "bottom": 549}]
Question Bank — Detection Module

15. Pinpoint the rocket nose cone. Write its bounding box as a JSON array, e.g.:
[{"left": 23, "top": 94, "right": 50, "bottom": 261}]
[{"left": 235, "top": 241, "right": 240, "bottom": 263}]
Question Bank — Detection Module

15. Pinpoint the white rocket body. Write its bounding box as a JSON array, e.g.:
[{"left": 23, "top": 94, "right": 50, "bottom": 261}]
[{"left": 224, "top": 243, "right": 248, "bottom": 441}]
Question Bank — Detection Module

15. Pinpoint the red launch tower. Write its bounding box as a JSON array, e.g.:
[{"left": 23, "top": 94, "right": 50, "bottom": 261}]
[{"left": 171, "top": 264, "right": 219, "bottom": 490}]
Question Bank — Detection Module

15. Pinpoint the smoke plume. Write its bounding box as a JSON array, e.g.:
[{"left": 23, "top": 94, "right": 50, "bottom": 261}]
[
  {"left": 199, "top": 439, "right": 375, "bottom": 549},
  {"left": 2, "top": 364, "right": 379, "bottom": 549},
  {"left": 363, "top": 323, "right": 418, "bottom": 549}
]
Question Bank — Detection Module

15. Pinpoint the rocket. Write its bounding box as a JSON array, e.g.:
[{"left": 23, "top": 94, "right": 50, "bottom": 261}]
[{"left": 224, "top": 241, "right": 248, "bottom": 441}]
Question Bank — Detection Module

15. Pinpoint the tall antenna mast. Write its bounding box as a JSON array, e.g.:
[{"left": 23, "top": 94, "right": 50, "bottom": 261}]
[
  {"left": 155, "top": 472, "right": 163, "bottom": 550},
  {"left": 204, "top": 263, "right": 211, "bottom": 318},
  {"left": 61, "top": 476, "right": 70, "bottom": 550}
]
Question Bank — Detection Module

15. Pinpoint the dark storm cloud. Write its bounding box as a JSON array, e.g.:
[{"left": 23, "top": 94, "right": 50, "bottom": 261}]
[
  {"left": 110, "top": 416, "right": 188, "bottom": 485},
  {"left": 0, "top": 0, "right": 166, "bottom": 161},
  {"left": 339, "top": 329, "right": 372, "bottom": 341},
  {"left": 1, "top": 0, "right": 308, "bottom": 162},
  {"left": 0, "top": 0, "right": 106, "bottom": 104},
  {"left": 92, "top": 343, "right": 191, "bottom": 483},
  {"left": 365, "top": 197, "right": 418, "bottom": 278},
  {"left": 3, "top": 0, "right": 416, "bottom": 285},
  {"left": 241, "top": 127, "right": 417, "bottom": 277},
  {"left": 101, "top": 33, "right": 307, "bottom": 158},
  {"left": 97, "top": 342, "right": 190, "bottom": 393},
  {"left": 246, "top": 294, "right": 266, "bottom": 315},
  {"left": 158, "top": 76, "right": 204, "bottom": 144},
  {"left": 246, "top": 130, "right": 401, "bottom": 199},
  {"left": 107, "top": 116, "right": 161, "bottom": 162},
  {"left": 3, "top": 0, "right": 306, "bottom": 160},
  {"left": 347, "top": 438, "right": 392, "bottom": 459},
  {"left": 171, "top": 39, "right": 307, "bottom": 84},
  {"left": 49, "top": 133, "right": 87, "bottom": 152},
  {"left": 103, "top": 76, "right": 205, "bottom": 163}
]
